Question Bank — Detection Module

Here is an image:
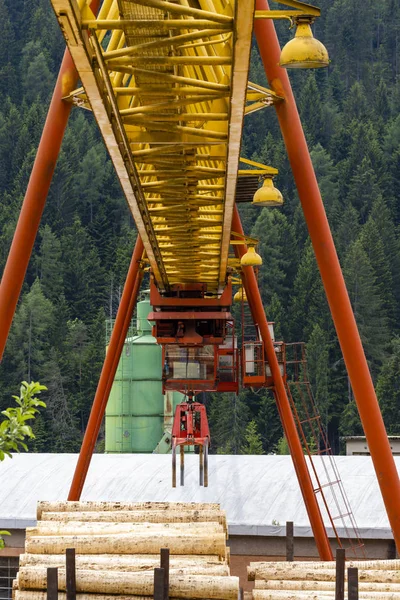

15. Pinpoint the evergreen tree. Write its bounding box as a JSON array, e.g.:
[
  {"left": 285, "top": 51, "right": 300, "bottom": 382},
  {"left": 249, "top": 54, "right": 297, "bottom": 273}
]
[
  {"left": 306, "top": 324, "right": 330, "bottom": 431},
  {"left": 37, "top": 225, "right": 64, "bottom": 303},
  {"left": 376, "top": 337, "right": 400, "bottom": 435},
  {"left": 3, "top": 280, "right": 55, "bottom": 394},
  {"left": 343, "top": 239, "right": 389, "bottom": 377},
  {"left": 241, "top": 420, "right": 264, "bottom": 455}
]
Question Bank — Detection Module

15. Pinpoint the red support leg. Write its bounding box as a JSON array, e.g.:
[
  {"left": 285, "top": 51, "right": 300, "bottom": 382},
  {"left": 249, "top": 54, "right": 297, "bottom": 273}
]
[
  {"left": 68, "top": 237, "right": 144, "bottom": 501},
  {"left": 0, "top": 1, "right": 101, "bottom": 362},
  {"left": 254, "top": 0, "right": 400, "bottom": 552},
  {"left": 232, "top": 206, "right": 333, "bottom": 561}
]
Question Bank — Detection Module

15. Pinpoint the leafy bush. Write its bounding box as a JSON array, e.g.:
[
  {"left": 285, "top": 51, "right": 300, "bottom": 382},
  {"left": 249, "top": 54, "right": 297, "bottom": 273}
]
[
  {"left": 0, "top": 381, "right": 46, "bottom": 549},
  {"left": 0, "top": 381, "right": 47, "bottom": 460}
]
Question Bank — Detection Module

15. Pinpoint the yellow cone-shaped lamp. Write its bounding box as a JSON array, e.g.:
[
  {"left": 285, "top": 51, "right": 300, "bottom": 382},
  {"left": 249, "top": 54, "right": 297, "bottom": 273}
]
[
  {"left": 252, "top": 177, "right": 283, "bottom": 207},
  {"left": 280, "top": 18, "right": 329, "bottom": 69},
  {"left": 241, "top": 245, "right": 262, "bottom": 267},
  {"left": 234, "top": 286, "right": 247, "bottom": 303}
]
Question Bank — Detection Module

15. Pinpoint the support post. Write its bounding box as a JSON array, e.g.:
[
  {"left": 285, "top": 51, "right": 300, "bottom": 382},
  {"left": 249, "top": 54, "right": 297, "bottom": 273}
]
[
  {"left": 0, "top": 0, "right": 101, "bottom": 362},
  {"left": 154, "top": 568, "right": 165, "bottom": 600},
  {"left": 254, "top": 0, "right": 400, "bottom": 553},
  {"left": 232, "top": 206, "right": 332, "bottom": 561},
  {"left": 68, "top": 237, "right": 144, "bottom": 500},
  {"left": 347, "top": 568, "right": 358, "bottom": 600},
  {"left": 335, "top": 548, "right": 345, "bottom": 600},
  {"left": 286, "top": 521, "right": 294, "bottom": 561},
  {"left": 47, "top": 568, "right": 58, "bottom": 600},
  {"left": 65, "top": 549, "right": 76, "bottom": 600},
  {"left": 160, "top": 548, "right": 170, "bottom": 600}
]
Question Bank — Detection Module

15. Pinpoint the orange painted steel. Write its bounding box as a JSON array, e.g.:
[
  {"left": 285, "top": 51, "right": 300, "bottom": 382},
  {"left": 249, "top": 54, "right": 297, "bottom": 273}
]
[
  {"left": 0, "top": 0, "right": 101, "bottom": 363},
  {"left": 232, "top": 206, "right": 333, "bottom": 561},
  {"left": 254, "top": 0, "right": 400, "bottom": 553},
  {"left": 68, "top": 236, "right": 144, "bottom": 501}
]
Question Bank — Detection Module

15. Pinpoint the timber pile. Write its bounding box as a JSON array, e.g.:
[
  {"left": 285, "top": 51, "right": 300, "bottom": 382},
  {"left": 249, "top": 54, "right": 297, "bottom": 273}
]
[
  {"left": 248, "top": 559, "right": 400, "bottom": 600},
  {"left": 13, "top": 501, "right": 239, "bottom": 600}
]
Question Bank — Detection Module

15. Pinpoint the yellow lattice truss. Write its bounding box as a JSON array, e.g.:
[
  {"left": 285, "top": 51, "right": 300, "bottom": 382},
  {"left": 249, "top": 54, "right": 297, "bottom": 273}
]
[{"left": 50, "top": 0, "right": 286, "bottom": 292}]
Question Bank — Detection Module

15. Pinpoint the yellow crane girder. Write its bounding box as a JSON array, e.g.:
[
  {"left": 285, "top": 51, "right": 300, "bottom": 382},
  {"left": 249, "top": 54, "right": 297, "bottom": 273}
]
[{"left": 50, "top": 0, "right": 283, "bottom": 292}]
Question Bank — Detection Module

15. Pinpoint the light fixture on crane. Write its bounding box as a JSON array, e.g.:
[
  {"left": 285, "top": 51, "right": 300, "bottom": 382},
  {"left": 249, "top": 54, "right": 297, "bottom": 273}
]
[
  {"left": 241, "top": 245, "right": 263, "bottom": 267},
  {"left": 252, "top": 176, "right": 284, "bottom": 207},
  {"left": 234, "top": 286, "right": 247, "bottom": 303},
  {"left": 280, "top": 16, "right": 329, "bottom": 69}
]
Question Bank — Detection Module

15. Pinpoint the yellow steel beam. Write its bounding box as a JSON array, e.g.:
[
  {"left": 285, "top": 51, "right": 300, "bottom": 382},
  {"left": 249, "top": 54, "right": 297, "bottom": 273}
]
[
  {"left": 50, "top": 0, "right": 257, "bottom": 292},
  {"left": 82, "top": 19, "right": 232, "bottom": 30},
  {"left": 218, "top": 0, "right": 255, "bottom": 287}
]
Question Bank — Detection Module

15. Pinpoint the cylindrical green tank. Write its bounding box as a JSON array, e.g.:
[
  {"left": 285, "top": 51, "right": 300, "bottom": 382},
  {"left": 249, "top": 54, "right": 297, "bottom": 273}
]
[{"left": 105, "top": 293, "right": 181, "bottom": 453}]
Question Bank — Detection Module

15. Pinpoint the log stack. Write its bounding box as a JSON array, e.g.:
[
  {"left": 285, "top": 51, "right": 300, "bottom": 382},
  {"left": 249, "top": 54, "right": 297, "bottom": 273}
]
[
  {"left": 248, "top": 559, "right": 400, "bottom": 600},
  {"left": 14, "top": 501, "right": 239, "bottom": 600}
]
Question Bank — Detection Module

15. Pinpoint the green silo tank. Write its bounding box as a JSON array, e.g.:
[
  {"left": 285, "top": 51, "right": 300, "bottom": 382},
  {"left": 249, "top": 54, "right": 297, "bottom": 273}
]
[{"left": 105, "top": 293, "right": 173, "bottom": 453}]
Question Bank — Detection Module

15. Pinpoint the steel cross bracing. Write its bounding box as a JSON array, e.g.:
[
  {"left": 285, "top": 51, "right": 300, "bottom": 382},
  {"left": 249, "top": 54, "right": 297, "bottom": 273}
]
[{"left": 49, "top": 0, "right": 284, "bottom": 293}]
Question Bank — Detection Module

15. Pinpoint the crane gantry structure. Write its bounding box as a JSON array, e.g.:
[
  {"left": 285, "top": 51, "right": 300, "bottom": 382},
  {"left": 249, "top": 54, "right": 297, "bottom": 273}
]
[{"left": 1, "top": 0, "right": 400, "bottom": 563}]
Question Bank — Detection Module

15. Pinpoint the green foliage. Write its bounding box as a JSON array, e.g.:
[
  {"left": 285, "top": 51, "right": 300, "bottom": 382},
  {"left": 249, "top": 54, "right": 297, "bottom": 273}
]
[
  {"left": 275, "top": 436, "right": 290, "bottom": 455},
  {"left": 0, "top": 381, "right": 47, "bottom": 460},
  {"left": 241, "top": 420, "right": 264, "bottom": 455}
]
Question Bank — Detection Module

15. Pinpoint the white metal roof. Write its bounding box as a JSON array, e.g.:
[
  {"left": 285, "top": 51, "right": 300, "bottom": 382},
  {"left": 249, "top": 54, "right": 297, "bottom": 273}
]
[{"left": 0, "top": 453, "right": 396, "bottom": 539}]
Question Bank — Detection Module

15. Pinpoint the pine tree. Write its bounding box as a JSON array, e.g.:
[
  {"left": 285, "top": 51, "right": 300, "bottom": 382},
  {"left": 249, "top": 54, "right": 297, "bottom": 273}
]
[
  {"left": 3, "top": 280, "right": 55, "bottom": 390},
  {"left": 343, "top": 239, "right": 389, "bottom": 377},
  {"left": 376, "top": 337, "right": 400, "bottom": 435},
  {"left": 37, "top": 225, "right": 64, "bottom": 303},
  {"left": 299, "top": 74, "right": 324, "bottom": 147},
  {"left": 251, "top": 209, "right": 294, "bottom": 307},
  {"left": 359, "top": 217, "right": 396, "bottom": 327},
  {"left": 306, "top": 324, "right": 330, "bottom": 431},
  {"left": 209, "top": 392, "right": 249, "bottom": 454},
  {"left": 61, "top": 216, "right": 107, "bottom": 322},
  {"left": 289, "top": 241, "right": 330, "bottom": 341},
  {"left": 241, "top": 421, "right": 264, "bottom": 455}
]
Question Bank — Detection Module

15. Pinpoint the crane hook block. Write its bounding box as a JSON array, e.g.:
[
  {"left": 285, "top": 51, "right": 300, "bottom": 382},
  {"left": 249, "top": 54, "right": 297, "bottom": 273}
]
[{"left": 171, "top": 400, "right": 210, "bottom": 488}]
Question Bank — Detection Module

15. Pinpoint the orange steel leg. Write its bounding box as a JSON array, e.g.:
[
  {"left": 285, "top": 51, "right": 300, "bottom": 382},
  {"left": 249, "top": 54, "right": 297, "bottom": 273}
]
[
  {"left": 0, "top": 0, "right": 101, "bottom": 362},
  {"left": 255, "top": 0, "right": 400, "bottom": 552},
  {"left": 232, "top": 206, "right": 333, "bottom": 560},
  {"left": 68, "top": 237, "right": 144, "bottom": 501}
]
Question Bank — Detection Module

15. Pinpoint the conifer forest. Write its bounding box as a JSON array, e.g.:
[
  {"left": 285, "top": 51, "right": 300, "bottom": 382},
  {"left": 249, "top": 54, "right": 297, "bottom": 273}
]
[{"left": 0, "top": 0, "right": 400, "bottom": 455}]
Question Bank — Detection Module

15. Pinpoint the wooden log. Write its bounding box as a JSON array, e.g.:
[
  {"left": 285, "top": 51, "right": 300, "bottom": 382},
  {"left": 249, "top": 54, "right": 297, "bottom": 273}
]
[
  {"left": 19, "top": 554, "right": 225, "bottom": 570},
  {"left": 248, "top": 560, "right": 400, "bottom": 580},
  {"left": 36, "top": 502, "right": 221, "bottom": 520},
  {"left": 28, "top": 522, "right": 224, "bottom": 538},
  {"left": 253, "top": 592, "right": 400, "bottom": 600},
  {"left": 25, "top": 531, "right": 227, "bottom": 556},
  {"left": 18, "top": 568, "right": 239, "bottom": 600},
  {"left": 40, "top": 511, "right": 227, "bottom": 528},
  {"left": 254, "top": 592, "right": 334, "bottom": 599},
  {"left": 249, "top": 566, "right": 400, "bottom": 584},
  {"left": 15, "top": 592, "right": 179, "bottom": 600},
  {"left": 255, "top": 580, "right": 400, "bottom": 592}
]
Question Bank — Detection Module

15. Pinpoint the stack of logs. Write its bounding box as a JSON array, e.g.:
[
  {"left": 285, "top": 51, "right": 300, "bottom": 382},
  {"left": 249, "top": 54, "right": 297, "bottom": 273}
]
[
  {"left": 13, "top": 501, "right": 239, "bottom": 600},
  {"left": 248, "top": 559, "right": 400, "bottom": 600}
]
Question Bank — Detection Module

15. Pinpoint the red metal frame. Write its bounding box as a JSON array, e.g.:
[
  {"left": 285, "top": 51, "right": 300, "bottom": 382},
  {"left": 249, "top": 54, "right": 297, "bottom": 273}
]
[
  {"left": 160, "top": 320, "right": 239, "bottom": 395},
  {"left": 0, "top": 0, "right": 101, "bottom": 363},
  {"left": 150, "top": 276, "right": 232, "bottom": 308},
  {"left": 68, "top": 237, "right": 144, "bottom": 500},
  {"left": 232, "top": 206, "right": 333, "bottom": 561},
  {"left": 255, "top": 0, "right": 400, "bottom": 553},
  {"left": 242, "top": 340, "right": 266, "bottom": 386},
  {"left": 171, "top": 401, "right": 210, "bottom": 487}
]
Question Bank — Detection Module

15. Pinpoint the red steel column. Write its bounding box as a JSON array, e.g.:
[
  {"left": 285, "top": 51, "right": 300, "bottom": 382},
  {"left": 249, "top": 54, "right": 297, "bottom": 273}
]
[
  {"left": 0, "top": 1, "right": 100, "bottom": 362},
  {"left": 254, "top": 0, "right": 400, "bottom": 552},
  {"left": 232, "top": 206, "right": 333, "bottom": 560},
  {"left": 68, "top": 237, "right": 144, "bottom": 501}
]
